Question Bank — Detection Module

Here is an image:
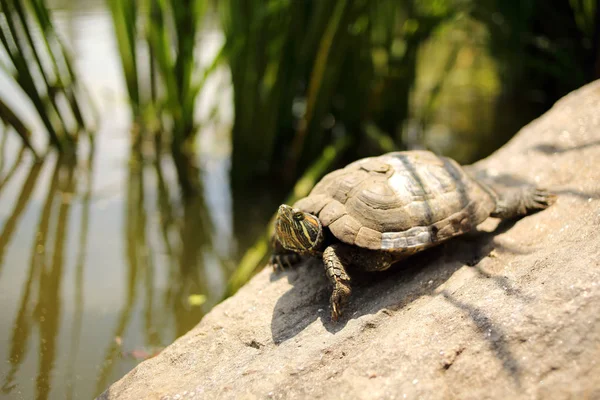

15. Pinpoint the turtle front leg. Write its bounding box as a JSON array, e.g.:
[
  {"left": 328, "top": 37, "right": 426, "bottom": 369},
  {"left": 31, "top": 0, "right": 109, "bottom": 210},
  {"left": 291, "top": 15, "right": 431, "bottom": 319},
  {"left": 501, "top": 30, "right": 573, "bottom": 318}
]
[
  {"left": 323, "top": 244, "right": 352, "bottom": 321},
  {"left": 268, "top": 236, "right": 302, "bottom": 271},
  {"left": 490, "top": 186, "right": 556, "bottom": 219},
  {"left": 323, "top": 244, "right": 395, "bottom": 321}
]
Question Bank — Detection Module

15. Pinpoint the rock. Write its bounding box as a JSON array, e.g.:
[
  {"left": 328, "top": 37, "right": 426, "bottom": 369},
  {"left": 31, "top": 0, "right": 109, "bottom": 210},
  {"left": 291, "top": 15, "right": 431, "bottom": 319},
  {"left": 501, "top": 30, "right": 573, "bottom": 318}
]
[{"left": 99, "top": 81, "right": 600, "bottom": 400}]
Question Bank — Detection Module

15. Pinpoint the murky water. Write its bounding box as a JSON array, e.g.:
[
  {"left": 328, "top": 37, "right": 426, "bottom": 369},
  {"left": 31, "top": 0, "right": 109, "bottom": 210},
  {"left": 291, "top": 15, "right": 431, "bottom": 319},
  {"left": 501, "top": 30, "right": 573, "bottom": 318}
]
[{"left": 0, "top": 3, "right": 235, "bottom": 399}]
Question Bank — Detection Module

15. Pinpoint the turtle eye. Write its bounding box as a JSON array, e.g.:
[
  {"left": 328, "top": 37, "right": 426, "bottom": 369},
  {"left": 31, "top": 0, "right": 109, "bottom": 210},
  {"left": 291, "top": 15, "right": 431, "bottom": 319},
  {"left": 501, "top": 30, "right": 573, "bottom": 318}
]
[{"left": 293, "top": 212, "right": 304, "bottom": 221}]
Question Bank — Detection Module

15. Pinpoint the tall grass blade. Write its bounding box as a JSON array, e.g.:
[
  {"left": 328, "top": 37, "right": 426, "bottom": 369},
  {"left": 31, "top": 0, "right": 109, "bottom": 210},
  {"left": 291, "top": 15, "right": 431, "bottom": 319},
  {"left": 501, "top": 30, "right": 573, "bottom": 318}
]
[
  {"left": 0, "top": 0, "right": 95, "bottom": 152},
  {"left": 0, "top": 98, "right": 38, "bottom": 156},
  {"left": 11, "top": 0, "right": 72, "bottom": 137},
  {"left": 288, "top": 0, "right": 347, "bottom": 172},
  {"left": 29, "top": 0, "right": 95, "bottom": 133},
  {"left": 0, "top": 0, "right": 63, "bottom": 148},
  {"left": 107, "top": 0, "right": 140, "bottom": 113}
]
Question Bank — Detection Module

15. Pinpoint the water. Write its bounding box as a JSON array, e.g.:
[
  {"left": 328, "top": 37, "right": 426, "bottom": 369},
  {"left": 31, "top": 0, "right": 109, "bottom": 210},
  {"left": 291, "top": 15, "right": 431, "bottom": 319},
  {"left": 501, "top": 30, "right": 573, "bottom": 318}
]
[{"left": 0, "top": 3, "right": 235, "bottom": 399}]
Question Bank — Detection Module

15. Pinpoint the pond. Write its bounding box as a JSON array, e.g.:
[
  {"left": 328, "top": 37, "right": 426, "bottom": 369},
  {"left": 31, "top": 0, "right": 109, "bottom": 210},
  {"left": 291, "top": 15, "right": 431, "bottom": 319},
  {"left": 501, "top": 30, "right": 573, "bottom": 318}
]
[{"left": 0, "top": 2, "right": 237, "bottom": 399}]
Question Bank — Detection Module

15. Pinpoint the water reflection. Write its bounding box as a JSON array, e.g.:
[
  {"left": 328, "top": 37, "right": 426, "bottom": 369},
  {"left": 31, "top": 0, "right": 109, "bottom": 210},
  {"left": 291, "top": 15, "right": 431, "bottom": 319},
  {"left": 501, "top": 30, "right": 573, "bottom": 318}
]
[
  {"left": 0, "top": 139, "right": 230, "bottom": 399},
  {"left": 1, "top": 157, "right": 45, "bottom": 397},
  {"left": 65, "top": 152, "right": 92, "bottom": 400},
  {"left": 37, "top": 156, "right": 76, "bottom": 400},
  {"left": 0, "top": 156, "right": 44, "bottom": 277},
  {"left": 91, "top": 148, "right": 227, "bottom": 395},
  {"left": 1, "top": 155, "right": 75, "bottom": 400},
  {"left": 0, "top": 144, "right": 27, "bottom": 194},
  {"left": 0, "top": 1, "right": 233, "bottom": 397}
]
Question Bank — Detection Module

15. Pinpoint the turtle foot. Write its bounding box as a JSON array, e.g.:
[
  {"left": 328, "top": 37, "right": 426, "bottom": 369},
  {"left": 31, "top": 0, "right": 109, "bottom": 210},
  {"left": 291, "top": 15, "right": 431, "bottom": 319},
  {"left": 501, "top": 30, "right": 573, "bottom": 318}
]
[
  {"left": 491, "top": 186, "right": 556, "bottom": 219},
  {"left": 269, "top": 253, "right": 302, "bottom": 272},
  {"left": 525, "top": 188, "right": 556, "bottom": 211}
]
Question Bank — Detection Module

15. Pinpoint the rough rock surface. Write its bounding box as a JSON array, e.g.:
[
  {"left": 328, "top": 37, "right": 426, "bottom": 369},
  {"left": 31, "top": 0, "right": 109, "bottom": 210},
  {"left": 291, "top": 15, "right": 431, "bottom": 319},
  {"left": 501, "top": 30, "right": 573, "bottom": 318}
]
[{"left": 99, "top": 81, "right": 600, "bottom": 400}]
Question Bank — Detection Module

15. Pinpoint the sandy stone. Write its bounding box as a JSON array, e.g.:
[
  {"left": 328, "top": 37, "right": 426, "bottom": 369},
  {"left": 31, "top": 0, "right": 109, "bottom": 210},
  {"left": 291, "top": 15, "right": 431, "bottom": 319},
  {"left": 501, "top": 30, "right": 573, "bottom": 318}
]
[{"left": 99, "top": 81, "right": 600, "bottom": 400}]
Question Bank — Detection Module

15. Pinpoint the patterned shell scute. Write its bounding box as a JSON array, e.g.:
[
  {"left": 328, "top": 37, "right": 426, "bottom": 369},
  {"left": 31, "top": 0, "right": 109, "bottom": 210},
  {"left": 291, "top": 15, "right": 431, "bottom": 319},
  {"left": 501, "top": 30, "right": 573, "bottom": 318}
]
[{"left": 293, "top": 151, "right": 496, "bottom": 252}]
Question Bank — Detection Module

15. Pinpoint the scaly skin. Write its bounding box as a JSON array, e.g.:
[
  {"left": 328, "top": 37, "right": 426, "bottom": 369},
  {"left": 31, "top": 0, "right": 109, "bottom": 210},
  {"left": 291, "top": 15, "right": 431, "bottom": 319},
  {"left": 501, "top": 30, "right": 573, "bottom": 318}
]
[{"left": 323, "top": 245, "right": 352, "bottom": 321}]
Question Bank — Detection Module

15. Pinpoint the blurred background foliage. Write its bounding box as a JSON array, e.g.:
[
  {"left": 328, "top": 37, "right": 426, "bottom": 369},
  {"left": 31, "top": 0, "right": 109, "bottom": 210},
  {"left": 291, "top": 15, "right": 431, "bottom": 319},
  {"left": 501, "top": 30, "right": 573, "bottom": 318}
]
[
  {"left": 0, "top": 0, "right": 598, "bottom": 396},
  {"left": 2, "top": 0, "right": 598, "bottom": 189},
  {"left": 223, "top": 0, "right": 598, "bottom": 188}
]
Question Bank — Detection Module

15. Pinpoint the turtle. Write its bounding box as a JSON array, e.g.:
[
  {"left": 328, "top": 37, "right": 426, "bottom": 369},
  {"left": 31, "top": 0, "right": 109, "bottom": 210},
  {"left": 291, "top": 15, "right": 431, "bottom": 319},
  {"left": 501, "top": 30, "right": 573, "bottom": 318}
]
[{"left": 270, "top": 150, "right": 555, "bottom": 321}]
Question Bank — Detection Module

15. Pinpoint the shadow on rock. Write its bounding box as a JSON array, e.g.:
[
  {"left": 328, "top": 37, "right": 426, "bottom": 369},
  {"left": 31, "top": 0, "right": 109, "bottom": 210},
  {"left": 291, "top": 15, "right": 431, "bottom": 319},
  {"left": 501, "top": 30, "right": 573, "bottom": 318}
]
[
  {"left": 465, "top": 170, "right": 543, "bottom": 189},
  {"left": 269, "top": 259, "right": 330, "bottom": 344},
  {"left": 441, "top": 290, "right": 522, "bottom": 387},
  {"left": 270, "top": 218, "right": 531, "bottom": 344},
  {"left": 532, "top": 140, "right": 600, "bottom": 155}
]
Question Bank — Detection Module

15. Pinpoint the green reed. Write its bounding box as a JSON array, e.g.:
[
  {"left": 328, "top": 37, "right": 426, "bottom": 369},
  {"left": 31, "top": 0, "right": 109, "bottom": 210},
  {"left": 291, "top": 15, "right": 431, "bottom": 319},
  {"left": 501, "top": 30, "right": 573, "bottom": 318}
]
[
  {"left": 223, "top": 0, "right": 599, "bottom": 190},
  {"left": 107, "top": 0, "right": 139, "bottom": 113},
  {"left": 0, "top": 99, "right": 37, "bottom": 156},
  {"left": 0, "top": 0, "right": 94, "bottom": 154},
  {"left": 221, "top": 0, "right": 463, "bottom": 198},
  {"left": 108, "top": 0, "right": 220, "bottom": 195}
]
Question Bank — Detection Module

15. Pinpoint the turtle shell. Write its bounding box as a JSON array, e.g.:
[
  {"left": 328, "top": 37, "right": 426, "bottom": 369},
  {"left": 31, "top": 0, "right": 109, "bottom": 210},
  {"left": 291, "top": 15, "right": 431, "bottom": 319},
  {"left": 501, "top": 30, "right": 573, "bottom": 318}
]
[{"left": 293, "top": 151, "right": 496, "bottom": 254}]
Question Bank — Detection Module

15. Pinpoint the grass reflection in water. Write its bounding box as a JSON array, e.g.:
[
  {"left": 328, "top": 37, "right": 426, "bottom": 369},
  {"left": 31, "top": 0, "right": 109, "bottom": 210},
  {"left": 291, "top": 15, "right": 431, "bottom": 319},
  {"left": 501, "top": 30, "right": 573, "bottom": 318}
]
[{"left": 0, "top": 147, "right": 230, "bottom": 398}]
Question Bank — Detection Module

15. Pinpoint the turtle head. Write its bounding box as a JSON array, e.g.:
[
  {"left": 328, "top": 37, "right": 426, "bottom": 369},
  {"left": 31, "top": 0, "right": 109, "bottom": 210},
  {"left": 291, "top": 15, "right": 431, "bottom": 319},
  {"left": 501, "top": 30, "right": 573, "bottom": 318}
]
[{"left": 275, "top": 204, "right": 323, "bottom": 253}]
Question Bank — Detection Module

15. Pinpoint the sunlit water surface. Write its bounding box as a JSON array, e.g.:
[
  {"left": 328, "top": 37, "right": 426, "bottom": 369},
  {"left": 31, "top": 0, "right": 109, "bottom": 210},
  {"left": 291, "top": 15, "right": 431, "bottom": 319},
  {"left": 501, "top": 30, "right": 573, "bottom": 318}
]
[{"left": 0, "top": 2, "right": 234, "bottom": 399}]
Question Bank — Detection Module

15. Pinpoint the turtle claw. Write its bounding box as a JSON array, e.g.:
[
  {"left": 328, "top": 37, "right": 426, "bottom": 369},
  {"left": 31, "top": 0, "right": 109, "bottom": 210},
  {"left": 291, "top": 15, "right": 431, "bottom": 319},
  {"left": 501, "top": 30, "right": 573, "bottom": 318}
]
[
  {"left": 527, "top": 188, "right": 557, "bottom": 210},
  {"left": 330, "top": 281, "right": 351, "bottom": 321},
  {"left": 269, "top": 253, "right": 301, "bottom": 272},
  {"left": 269, "top": 255, "right": 283, "bottom": 272},
  {"left": 331, "top": 303, "right": 341, "bottom": 322}
]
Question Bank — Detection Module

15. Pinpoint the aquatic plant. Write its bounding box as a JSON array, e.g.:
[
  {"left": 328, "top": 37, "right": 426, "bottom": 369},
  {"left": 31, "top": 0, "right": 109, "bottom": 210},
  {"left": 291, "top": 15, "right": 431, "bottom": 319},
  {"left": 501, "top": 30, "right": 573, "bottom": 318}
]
[
  {"left": 0, "top": 0, "right": 95, "bottom": 154},
  {"left": 108, "top": 0, "right": 221, "bottom": 195},
  {"left": 221, "top": 0, "right": 460, "bottom": 190}
]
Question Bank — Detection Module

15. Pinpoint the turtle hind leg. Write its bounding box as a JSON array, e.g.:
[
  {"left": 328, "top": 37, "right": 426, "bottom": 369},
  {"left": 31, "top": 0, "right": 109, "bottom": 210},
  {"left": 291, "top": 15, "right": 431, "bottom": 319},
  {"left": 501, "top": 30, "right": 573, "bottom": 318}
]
[
  {"left": 490, "top": 186, "right": 556, "bottom": 219},
  {"left": 323, "top": 244, "right": 394, "bottom": 321}
]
